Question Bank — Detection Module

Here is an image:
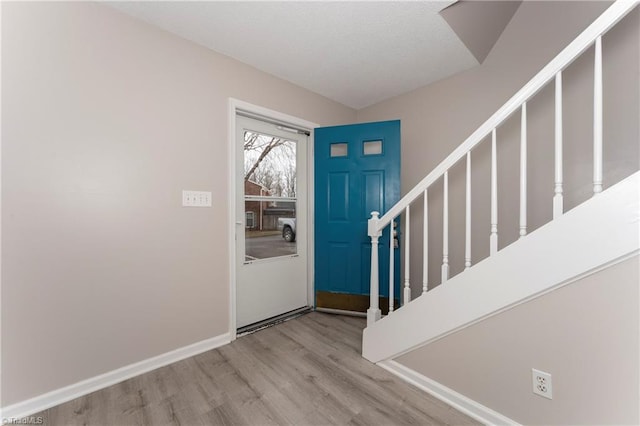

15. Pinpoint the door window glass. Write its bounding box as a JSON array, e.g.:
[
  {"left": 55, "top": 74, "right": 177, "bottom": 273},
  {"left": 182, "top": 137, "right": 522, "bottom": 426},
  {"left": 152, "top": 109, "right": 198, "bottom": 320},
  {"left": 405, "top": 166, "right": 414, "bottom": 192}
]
[
  {"left": 243, "top": 130, "right": 297, "bottom": 262},
  {"left": 330, "top": 143, "right": 348, "bottom": 157},
  {"left": 363, "top": 140, "right": 383, "bottom": 155}
]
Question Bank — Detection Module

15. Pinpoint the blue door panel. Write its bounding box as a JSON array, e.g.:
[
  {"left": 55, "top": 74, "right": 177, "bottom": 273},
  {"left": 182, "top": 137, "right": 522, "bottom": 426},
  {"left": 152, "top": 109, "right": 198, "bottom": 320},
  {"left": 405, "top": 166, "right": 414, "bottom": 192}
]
[
  {"left": 328, "top": 242, "right": 350, "bottom": 292},
  {"left": 362, "top": 171, "right": 384, "bottom": 220},
  {"left": 315, "top": 120, "right": 401, "bottom": 300},
  {"left": 328, "top": 173, "right": 349, "bottom": 221}
]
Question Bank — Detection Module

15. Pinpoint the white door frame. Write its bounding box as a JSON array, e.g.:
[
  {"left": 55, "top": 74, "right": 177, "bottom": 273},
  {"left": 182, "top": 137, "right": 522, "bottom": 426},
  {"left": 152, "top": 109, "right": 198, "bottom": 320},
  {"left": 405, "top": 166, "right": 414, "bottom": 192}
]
[{"left": 227, "top": 98, "right": 318, "bottom": 340}]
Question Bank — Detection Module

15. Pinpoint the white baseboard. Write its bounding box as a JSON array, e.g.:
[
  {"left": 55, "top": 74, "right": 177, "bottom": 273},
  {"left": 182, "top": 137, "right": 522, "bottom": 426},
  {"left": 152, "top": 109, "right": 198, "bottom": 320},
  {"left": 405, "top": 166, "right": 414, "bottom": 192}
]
[
  {"left": 378, "top": 360, "right": 519, "bottom": 426},
  {"left": 1, "top": 332, "right": 231, "bottom": 420}
]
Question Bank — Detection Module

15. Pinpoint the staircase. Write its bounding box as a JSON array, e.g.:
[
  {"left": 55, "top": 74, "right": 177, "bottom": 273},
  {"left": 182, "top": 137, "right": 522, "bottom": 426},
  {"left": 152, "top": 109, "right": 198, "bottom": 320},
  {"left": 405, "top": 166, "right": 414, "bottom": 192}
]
[{"left": 362, "top": 0, "right": 639, "bottom": 363}]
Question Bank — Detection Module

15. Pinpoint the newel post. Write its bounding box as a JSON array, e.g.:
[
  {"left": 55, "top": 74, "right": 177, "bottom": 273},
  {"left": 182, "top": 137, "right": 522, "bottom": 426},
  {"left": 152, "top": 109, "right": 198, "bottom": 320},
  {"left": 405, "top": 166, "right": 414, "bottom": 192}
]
[{"left": 367, "top": 211, "right": 382, "bottom": 326}]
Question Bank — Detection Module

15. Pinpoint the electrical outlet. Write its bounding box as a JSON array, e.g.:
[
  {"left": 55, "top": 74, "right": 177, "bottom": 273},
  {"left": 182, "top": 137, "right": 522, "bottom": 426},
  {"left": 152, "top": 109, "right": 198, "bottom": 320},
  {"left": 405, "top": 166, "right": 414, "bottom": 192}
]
[{"left": 532, "top": 368, "right": 553, "bottom": 399}]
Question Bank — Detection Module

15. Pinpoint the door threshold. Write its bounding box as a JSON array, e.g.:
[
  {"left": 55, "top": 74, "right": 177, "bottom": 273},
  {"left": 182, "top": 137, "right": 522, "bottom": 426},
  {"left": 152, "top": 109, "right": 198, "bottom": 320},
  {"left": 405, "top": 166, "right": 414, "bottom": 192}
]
[
  {"left": 316, "top": 291, "right": 399, "bottom": 315},
  {"left": 237, "top": 306, "right": 312, "bottom": 336},
  {"left": 315, "top": 307, "right": 367, "bottom": 317}
]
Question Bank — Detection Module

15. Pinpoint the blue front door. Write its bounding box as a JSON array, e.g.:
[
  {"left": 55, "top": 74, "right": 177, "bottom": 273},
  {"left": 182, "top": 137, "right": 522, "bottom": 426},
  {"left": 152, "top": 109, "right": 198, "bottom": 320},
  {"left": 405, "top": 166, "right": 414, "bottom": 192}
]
[{"left": 314, "top": 120, "right": 401, "bottom": 313}]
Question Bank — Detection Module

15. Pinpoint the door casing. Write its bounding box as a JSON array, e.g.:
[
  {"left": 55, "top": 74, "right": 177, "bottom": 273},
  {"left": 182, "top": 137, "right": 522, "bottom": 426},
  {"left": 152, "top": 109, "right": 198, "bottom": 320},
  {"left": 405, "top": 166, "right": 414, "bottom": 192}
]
[{"left": 227, "top": 98, "right": 318, "bottom": 340}]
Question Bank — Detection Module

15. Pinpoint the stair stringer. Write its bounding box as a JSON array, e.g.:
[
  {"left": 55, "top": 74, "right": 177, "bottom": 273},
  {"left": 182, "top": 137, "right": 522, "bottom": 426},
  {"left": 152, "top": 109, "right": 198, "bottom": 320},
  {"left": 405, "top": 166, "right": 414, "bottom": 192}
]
[{"left": 363, "top": 171, "right": 640, "bottom": 363}]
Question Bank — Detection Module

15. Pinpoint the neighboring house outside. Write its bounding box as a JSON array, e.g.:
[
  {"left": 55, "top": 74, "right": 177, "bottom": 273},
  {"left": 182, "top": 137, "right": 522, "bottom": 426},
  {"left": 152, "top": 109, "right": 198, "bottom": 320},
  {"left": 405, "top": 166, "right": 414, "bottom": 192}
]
[
  {"left": 263, "top": 201, "right": 295, "bottom": 231},
  {"left": 244, "top": 180, "right": 295, "bottom": 231},
  {"left": 244, "top": 180, "right": 271, "bottom": 230}
]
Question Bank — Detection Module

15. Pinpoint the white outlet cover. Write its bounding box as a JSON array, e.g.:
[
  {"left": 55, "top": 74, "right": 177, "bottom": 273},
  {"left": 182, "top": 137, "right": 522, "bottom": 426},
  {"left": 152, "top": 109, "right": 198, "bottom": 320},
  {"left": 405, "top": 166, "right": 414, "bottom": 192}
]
[{"left": 532, "top": 368, "right": 553, "bottom": 399}]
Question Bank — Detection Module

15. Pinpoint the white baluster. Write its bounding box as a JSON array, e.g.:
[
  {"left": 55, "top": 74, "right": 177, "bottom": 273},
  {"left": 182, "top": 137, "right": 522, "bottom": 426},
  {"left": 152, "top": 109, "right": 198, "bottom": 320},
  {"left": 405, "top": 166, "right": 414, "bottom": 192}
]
[
  {"left": 554, "top": 72, "right": 564, "bottom": 219},
  {"left": 593, "top": 36, "right": 603, "bottom": 195},
  {"left": 367, "top": 211, "right": 381, "bottom": 326},
  {"left": 422, "top": 190, "right": 429, "bottom": 294},
  {"left": 389, "top": 221, "right": 395, "bottom": 314},
  {"left": 403, "top": 207, "right": 411, "bottom": 305},
  {"left": 442, "top": 172, "right": 449, "bottom": 283},
  {"left": 490, "top": 129, "right": 498, "bottom": 255},
  {"left": 465, "top": 152, "right": 471, "bottom": 270},
  {"left": 520, "top": 102, "right": 527, "bottom": 238}
]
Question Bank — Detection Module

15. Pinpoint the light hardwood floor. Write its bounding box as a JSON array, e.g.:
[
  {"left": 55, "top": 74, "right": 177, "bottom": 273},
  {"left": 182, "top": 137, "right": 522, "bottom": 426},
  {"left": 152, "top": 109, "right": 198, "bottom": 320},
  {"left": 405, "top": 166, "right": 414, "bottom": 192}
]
[{"left": 35, "top": 312, "right": 479, "bottom": 425}]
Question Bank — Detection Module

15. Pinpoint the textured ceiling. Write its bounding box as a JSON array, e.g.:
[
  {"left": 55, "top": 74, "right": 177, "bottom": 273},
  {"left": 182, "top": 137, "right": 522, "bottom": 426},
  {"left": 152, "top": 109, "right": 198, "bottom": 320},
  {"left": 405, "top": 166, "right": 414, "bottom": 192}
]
[{"left": 108, "top": 1, "right": 480, "bottom": 109}]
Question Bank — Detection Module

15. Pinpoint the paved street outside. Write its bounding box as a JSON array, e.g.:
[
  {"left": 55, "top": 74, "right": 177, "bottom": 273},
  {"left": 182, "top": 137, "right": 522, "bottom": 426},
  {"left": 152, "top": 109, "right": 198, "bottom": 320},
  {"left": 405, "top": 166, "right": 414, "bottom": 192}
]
[{"left": 246, "top": 234, "right": 296, "bottom": 261}]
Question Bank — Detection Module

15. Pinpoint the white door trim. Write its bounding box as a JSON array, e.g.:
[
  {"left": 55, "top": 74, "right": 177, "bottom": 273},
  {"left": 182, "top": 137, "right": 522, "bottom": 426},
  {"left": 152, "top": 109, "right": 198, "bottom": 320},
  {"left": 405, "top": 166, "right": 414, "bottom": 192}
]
[{"left": 227, "top": 98, "right": 318, "bottom": 340}]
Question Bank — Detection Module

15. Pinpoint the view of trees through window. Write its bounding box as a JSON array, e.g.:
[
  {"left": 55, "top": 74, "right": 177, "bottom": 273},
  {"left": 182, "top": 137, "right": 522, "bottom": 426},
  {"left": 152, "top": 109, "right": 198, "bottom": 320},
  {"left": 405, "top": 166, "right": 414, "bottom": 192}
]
[{"left": 244, "top": 131, "right": 296, "bottom": 198}]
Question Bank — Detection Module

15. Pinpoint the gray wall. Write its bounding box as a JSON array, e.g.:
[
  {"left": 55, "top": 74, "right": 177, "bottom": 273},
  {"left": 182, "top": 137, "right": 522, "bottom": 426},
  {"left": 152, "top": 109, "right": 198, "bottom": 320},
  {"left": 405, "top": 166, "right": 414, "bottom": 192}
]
[
  {"left": 396, "top": 255, "right": 640, "bottom": 425},
  {"left": 357, "top": 1, "right": 639, "bottom": 295},
  {"left": 1, "top": 2, "right": 355, "bottom": 406}
]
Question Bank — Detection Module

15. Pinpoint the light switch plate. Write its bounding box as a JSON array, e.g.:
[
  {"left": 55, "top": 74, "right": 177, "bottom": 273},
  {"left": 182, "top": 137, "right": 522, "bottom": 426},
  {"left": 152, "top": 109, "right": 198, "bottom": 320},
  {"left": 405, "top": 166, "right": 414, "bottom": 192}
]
[{"left": 182, "top": 190, "right": 212, "bottom": 207}]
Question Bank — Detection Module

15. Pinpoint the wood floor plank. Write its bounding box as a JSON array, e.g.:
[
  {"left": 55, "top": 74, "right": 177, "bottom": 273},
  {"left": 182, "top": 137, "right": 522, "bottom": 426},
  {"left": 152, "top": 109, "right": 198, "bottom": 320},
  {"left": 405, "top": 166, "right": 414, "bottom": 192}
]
[
  {"left": 203, "top": 401, "right": 248, "bottom": 426},
  {"left": 259, "top": 386, "right": 311, "bottom": 425},
  {"left": 33, "top": 312, "right": 479, "bottom": 425}
]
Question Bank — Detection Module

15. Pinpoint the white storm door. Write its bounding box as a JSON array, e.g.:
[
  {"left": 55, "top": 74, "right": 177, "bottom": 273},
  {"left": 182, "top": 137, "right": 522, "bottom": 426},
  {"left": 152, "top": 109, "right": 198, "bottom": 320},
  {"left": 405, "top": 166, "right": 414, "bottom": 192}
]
[{"left": 235, "top": 114, "right": 308, "bottom": 329}]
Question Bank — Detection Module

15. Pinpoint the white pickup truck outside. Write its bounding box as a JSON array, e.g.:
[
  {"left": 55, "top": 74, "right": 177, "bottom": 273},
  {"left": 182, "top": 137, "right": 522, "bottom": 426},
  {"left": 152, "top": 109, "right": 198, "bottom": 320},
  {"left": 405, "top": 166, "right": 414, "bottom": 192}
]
[{"left": 277, "top": 218, "right": 296, "bottom": 242}]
